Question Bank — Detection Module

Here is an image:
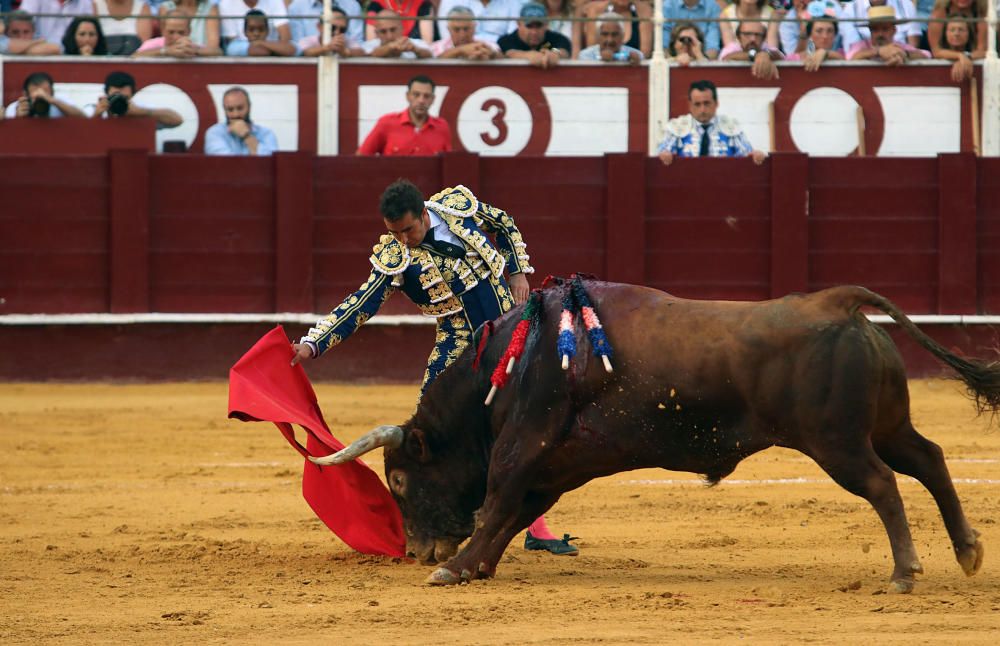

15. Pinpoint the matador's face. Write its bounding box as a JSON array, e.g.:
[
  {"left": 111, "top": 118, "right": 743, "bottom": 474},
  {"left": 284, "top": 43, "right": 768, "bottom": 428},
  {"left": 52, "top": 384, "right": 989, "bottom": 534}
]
[{"left": 385, "top": 209, "right": 432, "bottom": 249}]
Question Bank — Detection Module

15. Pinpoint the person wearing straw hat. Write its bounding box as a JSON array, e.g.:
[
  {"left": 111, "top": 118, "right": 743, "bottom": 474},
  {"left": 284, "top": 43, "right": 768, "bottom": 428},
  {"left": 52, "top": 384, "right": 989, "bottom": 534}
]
[
  {"left": 846, "top": 5, "right": 930, "bottom": 63},
  {"left": 840, "top": 0, "right": 921, "bottom": 51}
]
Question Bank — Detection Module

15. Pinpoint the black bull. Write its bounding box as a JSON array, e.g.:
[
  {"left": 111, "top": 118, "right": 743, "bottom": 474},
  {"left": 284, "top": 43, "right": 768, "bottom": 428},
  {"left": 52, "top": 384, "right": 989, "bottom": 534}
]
[{"left": 311, "top": 282, "right": 1000, "bottom": 592}]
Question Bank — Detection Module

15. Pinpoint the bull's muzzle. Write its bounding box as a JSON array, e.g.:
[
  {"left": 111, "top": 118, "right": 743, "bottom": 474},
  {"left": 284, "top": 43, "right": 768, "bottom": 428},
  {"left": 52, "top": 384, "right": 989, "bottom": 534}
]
[{"left": 308, "top": 424, "right": 403, "bottom": 465}]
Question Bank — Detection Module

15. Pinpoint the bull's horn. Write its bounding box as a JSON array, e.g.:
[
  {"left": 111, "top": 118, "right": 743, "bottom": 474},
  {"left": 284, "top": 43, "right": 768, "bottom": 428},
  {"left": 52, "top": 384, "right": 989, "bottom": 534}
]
[{"left": 308, "top": 425, "right": 403, "bottom": 466}]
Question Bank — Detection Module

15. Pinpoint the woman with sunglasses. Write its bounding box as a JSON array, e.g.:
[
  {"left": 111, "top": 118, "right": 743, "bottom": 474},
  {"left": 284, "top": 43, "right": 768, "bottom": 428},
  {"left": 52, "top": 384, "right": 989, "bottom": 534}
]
[{"left": 299, "top": 6, "right": 364, "bottom": 56}]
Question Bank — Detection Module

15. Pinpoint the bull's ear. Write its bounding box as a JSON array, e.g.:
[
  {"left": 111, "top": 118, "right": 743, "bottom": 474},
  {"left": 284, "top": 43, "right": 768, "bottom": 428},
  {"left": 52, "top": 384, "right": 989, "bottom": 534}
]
[{"left": 404, "top": 428, "right": 432, "bottom": 463}]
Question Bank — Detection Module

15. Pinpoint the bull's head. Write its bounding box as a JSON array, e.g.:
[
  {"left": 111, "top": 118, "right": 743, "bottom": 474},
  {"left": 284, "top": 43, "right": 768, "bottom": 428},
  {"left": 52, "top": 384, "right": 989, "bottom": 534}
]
[{"left": 309, "top": 423, "right": 486, "bottom": 565}]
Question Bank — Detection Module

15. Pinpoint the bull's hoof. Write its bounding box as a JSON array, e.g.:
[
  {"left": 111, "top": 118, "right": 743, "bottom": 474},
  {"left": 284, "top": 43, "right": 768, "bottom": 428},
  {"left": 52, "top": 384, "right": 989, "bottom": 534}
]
[
  {"left": 956, "top": 538, "right": 984, "bottom": 577},
  {"left": 888, "top": 578, "right": 915, "bottom": 594},
  {"left": 425, "top": 567, "right": 462, "bottom": 586}
]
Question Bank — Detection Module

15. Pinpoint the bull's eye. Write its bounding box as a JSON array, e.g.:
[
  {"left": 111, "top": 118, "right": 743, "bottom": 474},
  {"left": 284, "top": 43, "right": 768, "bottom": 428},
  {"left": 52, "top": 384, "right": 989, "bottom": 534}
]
[{"left": 389, "top": 470, "right": 407, "bottom": 496}]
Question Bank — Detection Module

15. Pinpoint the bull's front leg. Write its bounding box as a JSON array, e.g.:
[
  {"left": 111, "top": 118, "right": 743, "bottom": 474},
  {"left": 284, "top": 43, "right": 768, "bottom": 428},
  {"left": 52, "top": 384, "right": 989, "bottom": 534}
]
[
  {"left": 427, "top": 489, "right": 556, "bottom": 585},
  {"left": 426, "top": 424, "right": 562, "bottom": 585}
]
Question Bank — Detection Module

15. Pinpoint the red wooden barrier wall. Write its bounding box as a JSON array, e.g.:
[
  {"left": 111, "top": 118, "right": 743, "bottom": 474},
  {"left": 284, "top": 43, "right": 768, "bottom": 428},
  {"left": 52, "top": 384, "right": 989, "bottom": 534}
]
[
  {"left": 2, "top": 152, "right": 999, "bottom": 316},
  {"left": 2, "top": 152, "right": 999, "bottom": 381}
]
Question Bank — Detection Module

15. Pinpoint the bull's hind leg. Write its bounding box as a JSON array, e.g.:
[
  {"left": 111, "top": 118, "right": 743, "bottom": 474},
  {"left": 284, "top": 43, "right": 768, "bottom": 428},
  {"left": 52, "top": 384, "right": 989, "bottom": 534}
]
[
  {"left": 808, "top": 444, "right": 923, "bottom": 593},
  {"left": 873, "top": 422, "right": 984, "bottom": 577}
]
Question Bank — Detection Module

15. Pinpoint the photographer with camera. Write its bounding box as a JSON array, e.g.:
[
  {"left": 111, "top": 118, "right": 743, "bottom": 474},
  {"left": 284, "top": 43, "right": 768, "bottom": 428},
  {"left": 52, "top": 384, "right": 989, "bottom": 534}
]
[
  {"left": 3, "top": 72, "right": 85, "bottom": 119},
  {"left": 204, "top": 87, "right": 279, "bottom": 156},
  {"left": 666, "top": 21, "right": 709, "bottom": 65},
  {"left": 662, "top": 0, "right": 720, "bottom": 59},
  {"left": 89, "top": 71, "right": 183, "bottom": 129}
]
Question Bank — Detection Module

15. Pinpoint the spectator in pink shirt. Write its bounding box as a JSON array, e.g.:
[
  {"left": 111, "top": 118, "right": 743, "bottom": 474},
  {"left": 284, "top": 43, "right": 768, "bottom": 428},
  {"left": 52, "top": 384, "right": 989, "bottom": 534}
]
[
  {"left": 720, "top": 20, "right": 782, "bottom": 80},
  {"left": 846, "top": 6, "right": 930, "bottom": 63},
  {"left": 133, "top": 11, "right": 222, "bottom": 57}
]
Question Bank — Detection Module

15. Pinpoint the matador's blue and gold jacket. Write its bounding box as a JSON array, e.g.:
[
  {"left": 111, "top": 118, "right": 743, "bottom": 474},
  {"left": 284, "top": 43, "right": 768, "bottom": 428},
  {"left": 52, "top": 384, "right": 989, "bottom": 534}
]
[{"left": 300, "top": 185, "right": 535, "bottom": 356}]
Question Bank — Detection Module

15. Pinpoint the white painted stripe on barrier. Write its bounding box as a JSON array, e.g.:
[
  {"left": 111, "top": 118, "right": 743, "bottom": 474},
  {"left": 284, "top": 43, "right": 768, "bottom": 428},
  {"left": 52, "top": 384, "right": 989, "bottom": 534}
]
[
  {"left": 2, "top": 313, "right": 999, "bottom": 326},
  {"left": 621, "top": 477, "right": 1000, "bottom": 486}
]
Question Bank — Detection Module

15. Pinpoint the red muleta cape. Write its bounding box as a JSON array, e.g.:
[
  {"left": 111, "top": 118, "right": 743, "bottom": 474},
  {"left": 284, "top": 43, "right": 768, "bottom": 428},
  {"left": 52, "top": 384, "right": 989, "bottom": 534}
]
[{"left": 227, "top": 326, "right": 405, "bottom": 557}]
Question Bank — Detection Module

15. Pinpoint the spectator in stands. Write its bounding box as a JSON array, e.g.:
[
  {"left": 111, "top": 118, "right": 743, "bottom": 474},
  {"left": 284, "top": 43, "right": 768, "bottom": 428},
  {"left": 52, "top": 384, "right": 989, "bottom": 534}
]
[
  {"left": 134, "top": 11, "right": 222, "bottom": 56},
  {"left": 289, "top": 0, "right": 364, "bottom": 44},
  {"left": 227, "top": 9, "right": 297, "bottom": 55},
  {"left": 90, "top": 70, "right": 183, "bottom": 129},
  {"left": 841, "top": 0, "right": 921, "bottom": 51},
  {"left": 158, "top": 0, "right": 222, "bottom": 50},
  {"left": 205, "top": 87, "right": 279, "bottom": 156},
  {"left": 720, "top": 20, "right": 783, "bottom": 80},
  {"left": 785, "top": 16, "right": 844, "bottom": 71},
  {"left": 719, "top": 0, "right": 780, "bottom": 51},
  {"left": 932, "top": 14, "right": 983, "bottom": 81},
  {"left": 499, "top": 2, "right": 571, "bottom": 67},
  {"left": 578, "top": 12, "right": 643, "bottom": 62},
  {"left": 436, "top": 0, "right": 522, "bottom": 44},
  {"left": 928, "top": 0, "right": 987, "bottom": 59},
  {"left": 779, "top": 0, "right": 841, "bottom": 56},
  {"left": 219, "top": 0, "right": 291, "bottom": 47},
  {"left": 363, "top": 9, "right": 432, "bottom": 58},
  {"left": 657, "top": 79, "right": 766, "bottom": 166},
  {"left": 666, "top": 20, "right": 708, "bottom": 65},
  {"left": 19, "top": 0, "right": 93, "bottom": 44},
  {"left": 61, "top": 16, "right": 109, "bottom": 55},
  {"left": 0, "top": 11, "right": 61, "bottom": 54},
  {"left": 298, "top": 7, "right": 364, "bottom": 57},
  {"left": 357, "top": 75, "right": 452, "bottom": 156},
  {"left": 662, "top": 0, "right": 720, "bottom": 60},
  {"left": 432, "top": 6, "right": 501, "bottom": 59},
  {"left": 93, "top": 0, "right": 153, "bottom": 55},
  {"left": 365, "top": 0, "right": 435, "bottom": 44},
  {"left": 577, "top": 0, "right": 652, "bottom": 59},
  {"left": 846, "top": 6, "right": 930, "bottom": 63},
  {"left": 4, "top": 72, "right": 85, "bottom": 118},
  {"left": 542, "top": 0, "right": 574, "bottom": 43}
]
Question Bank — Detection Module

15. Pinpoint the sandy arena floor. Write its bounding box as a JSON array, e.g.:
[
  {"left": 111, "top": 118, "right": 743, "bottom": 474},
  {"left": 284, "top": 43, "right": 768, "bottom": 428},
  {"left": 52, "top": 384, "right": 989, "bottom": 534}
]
[{"left": 2, "top": 379, "right": 1000, "bottom": 644}]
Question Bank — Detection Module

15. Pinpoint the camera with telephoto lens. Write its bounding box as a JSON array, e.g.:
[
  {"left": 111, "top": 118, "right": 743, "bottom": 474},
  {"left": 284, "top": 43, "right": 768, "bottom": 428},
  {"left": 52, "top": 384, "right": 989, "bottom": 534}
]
[
  {"left": 107, "top": 93, "right": 130, "bottom": 117},
  {"left": 679, "top": 36, "right": 692, "bottom": 45},
  {"left": 28, "top": 96, "right": 51, "bottom": 118}
]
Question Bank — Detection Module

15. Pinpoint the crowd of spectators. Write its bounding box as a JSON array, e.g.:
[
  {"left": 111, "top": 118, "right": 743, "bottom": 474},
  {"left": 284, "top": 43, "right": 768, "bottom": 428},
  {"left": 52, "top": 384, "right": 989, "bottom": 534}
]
[
  {"left": 0, "top": 0, "right": 992, "bottom": 67},
  {"left": 0, "top": 0, "right": 993, "bottom": 155}
]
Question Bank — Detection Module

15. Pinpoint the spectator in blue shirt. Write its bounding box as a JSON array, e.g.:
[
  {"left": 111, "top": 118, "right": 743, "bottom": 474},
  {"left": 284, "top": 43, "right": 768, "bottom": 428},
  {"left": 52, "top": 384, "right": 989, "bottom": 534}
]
[
  {"left": 204, "top": 87, "right": 279, "bottom": 156},
  {"left": 662, "top": 0, "right": 721, "bottom": 59}
]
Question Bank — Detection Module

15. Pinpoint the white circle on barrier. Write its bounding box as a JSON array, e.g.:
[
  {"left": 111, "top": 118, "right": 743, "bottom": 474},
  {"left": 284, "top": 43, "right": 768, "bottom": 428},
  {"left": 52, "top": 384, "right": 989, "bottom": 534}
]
[
  {"left": 133, "top": 83, "right": 199, "bottom": 153},
  {"left": 789, "top": 87, "right": 861, "bottom": 157},
  {"left": 457, "top": 86, "right": 532, "bottom": 156}
]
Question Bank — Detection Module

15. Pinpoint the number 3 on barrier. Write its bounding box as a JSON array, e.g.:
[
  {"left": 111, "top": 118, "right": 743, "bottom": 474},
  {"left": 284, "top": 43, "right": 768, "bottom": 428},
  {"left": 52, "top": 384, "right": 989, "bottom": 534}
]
[
  {"left": 457, "top": 86, "right": 532, "bottom": 156},
  {"left": 479, "top": 98, "right": 508, "bottom": 147}
]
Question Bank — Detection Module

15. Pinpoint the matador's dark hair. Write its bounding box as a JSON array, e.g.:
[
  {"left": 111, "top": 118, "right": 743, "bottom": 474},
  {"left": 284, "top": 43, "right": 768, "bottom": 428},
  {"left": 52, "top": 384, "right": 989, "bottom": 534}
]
[{"left": 379, "top": 179, "right": 425, "bottom": 221}]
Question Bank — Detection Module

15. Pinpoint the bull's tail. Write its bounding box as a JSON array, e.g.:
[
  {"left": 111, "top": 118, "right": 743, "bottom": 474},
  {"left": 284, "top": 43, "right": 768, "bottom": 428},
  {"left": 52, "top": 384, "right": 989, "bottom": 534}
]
[{"left": 844, "top": 286, "right": 1000, "bottom": 415}]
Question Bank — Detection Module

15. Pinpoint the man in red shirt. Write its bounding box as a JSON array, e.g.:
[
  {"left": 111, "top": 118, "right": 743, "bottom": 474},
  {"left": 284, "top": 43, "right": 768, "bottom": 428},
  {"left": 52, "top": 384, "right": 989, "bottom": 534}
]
[{"left": 357, "top": 75, "right": 452, "bottom": 156}]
